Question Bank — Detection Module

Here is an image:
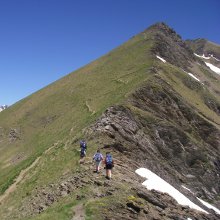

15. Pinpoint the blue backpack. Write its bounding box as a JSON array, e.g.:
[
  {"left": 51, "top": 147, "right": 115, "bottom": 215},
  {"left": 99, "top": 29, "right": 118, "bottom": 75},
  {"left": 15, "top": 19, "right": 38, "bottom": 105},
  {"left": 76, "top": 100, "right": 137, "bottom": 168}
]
[
  {"left": 106, "top": 154, "right": 113, "bottom": 165},
  {"left": 80, "top": 141, "right": 86, "bottom": 157},
  {"left": 80, "top": 141, "right": 87, "bottom": 150},
  {"left": 94, "top": 153, "right": 102, "bottom": 162}
]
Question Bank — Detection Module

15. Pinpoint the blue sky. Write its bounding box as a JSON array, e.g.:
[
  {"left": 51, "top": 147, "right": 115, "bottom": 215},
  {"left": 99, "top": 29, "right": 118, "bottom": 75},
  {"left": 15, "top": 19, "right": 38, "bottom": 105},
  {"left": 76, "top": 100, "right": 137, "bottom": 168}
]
[{"left": 0, "top": 0, "right": 220, "bottom": 105}]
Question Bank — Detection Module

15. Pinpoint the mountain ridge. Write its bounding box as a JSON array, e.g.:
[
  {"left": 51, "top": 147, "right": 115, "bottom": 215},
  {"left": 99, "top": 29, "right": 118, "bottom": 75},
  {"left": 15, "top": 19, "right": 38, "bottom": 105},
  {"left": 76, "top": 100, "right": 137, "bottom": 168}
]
[
  {"left": 186, "top": 38, "right": 220, "bottom": 59},
  {"left": 0, "top": 22, "right": 220, "bottom": 220}
]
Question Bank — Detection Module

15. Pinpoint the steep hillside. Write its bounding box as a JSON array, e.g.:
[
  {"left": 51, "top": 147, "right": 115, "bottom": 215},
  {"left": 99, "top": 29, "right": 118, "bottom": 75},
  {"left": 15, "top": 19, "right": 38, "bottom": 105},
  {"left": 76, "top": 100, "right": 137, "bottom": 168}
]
[
  {"left": 0, "top": 22, "right": 220, "bottom": 220},
  {"left": 186, "top": 38, "right": 220, "bottom": 69},
  {"left": 186, "top": 38, "right": 220, "bottom": 60}
]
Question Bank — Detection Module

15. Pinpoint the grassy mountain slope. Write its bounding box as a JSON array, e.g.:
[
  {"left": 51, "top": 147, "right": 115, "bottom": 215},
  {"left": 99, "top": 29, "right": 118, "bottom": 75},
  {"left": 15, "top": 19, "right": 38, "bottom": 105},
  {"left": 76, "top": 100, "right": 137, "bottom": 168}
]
[
  {"left": 0, "top": 27, "right": 155, "bottom": 215},
  {"left": 186, "top": 38, "right": 220, "bottom": 68},
  {"left": 0, "top": 32, "right": 154, "bottom": 193},
  {"left": 0, "top": 23, "right": 220, "bottom": 220},
  {"left": 186, "top": 38, "right": 220, "bottom": 58}
]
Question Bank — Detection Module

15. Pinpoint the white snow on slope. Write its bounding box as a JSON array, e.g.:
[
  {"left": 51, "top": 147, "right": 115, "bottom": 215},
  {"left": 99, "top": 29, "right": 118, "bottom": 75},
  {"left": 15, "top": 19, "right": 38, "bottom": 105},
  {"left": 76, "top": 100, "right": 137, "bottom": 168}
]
[
  {"left": 194, "top": 53, "right": 220, "bottom": 62},
  {"left": 156, "top": 55, "right": 166, "bottom": 63},
  {"left": 181, "top": 185, "right": 193, "bottom": 193},
  {"left": 197, "top": 198, "right": 220, "bottom": 215},
  {"left": 136, "top": 168, "right": 208, "bottom": 214},
  {"left": 212, "top": 55, "right": 220, "bottom": 62},
  {"left": 0, "top": 105, "right": 7, "bottom": 112},
  {"left": 194, "top": 53, "right": 211, "bottom": 59},
  {"left": 187, "top": 72, "right": 200, "bottom": 82},
  {"left": 182, "top": 185, "right": 220, "bottom": 215},
  {"left": 182, "top": 70, "right": 202, "bottom": 84},
  {"left": 205, "top": 62, "right": 220, "bottom": 75}
]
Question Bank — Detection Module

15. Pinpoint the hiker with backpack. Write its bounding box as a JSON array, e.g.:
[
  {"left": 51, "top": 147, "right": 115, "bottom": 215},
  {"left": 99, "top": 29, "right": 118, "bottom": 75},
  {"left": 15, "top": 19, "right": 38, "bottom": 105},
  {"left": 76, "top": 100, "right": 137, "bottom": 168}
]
[
  {"left": 93, "top": 149, "right": 104, "bottom": 173},
  {"left": 104, "top": 152, "right": 114, "bottom": 180},
  {"left": 80, "top": 140, "right": 87, "bottom": 158}
]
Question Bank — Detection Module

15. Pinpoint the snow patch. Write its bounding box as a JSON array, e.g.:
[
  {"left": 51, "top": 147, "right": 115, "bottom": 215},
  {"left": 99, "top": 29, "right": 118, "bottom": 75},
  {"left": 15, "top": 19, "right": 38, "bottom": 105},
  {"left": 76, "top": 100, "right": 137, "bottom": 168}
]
[
  {"left": 135, "top": 168, "right": 208, "bottom": 213},
  {"left": 181, "top": 185, "right": 193, "bottom": 193},
  {"left": 205, "top": 62, "right": 220, "bottom": 75},
  {"left": 197, "top": 198, "right": 220, "bottom": 215},
  {"left": 187, "top": 72, "right": 200, "bottom": 82},
  {"left": 0, "top": 105, "right": 8, "bottom": 112},
  {"left": 194, "top": 53, "right": 211, "bottom": 60},
  {"left": 156, "top": 55, "right": 166, "bottom": 63},
  {"left": 182, "top": 70, "right": 202, "bottom": 83},
  {"left": 182, "top": 185, "right": 220, "bottom": 215},
  {"left": 212, "top": 55, "right": 220, "bottom": 62},
  {"left": 194, "top": 53, "right": 220, "bottom": 62}
]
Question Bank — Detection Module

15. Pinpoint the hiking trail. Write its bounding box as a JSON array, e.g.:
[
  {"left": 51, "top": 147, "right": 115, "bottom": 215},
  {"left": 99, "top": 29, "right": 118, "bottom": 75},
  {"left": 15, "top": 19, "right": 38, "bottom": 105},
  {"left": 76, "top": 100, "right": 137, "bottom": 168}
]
[{"left": 0, "top": 145, "right": 55, "bottom": 205}]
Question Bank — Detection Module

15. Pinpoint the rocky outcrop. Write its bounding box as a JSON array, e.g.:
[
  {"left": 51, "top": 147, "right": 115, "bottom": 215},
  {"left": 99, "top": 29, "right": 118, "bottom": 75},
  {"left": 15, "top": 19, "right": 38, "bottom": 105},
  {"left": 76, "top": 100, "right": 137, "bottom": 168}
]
[
  {"left": 8, "top": 128, "right": 21, "bottom": 142},
  {"left": 18, "top": 150, "right": 220, "bottom": 220},
  {"left": 86, "top": 77, "right": 220, "bottom": 216},
  {"left": 20, "top": 75, "right": 220, "bottom": 219},
  {"left": 147, "top": 22, "right": 195, "bottom": 69},
  {"left": 1, "top": 23, "right": 220, "bottom": 220},
  {"left": 186, "top": 38, "right": 220, "bottom": 61}
]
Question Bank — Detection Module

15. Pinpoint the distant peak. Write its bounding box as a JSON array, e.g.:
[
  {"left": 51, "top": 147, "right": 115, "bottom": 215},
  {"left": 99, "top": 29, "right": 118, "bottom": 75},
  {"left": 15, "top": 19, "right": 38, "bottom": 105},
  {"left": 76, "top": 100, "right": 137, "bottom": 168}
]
[
  {"left": 150, "top": 22, "right": 171, "bottom": 29},
  {"left": 186, "top": 38, "right": 220, "bottom": 60},
  {"left": 147, "top": 22, "right": 177, "bottom": 35},
  {"left": 0, "top": 105, "right": 8, "bottom": 112},
  {"left": 187, "top": 38, "right": 207, "bottom": 44},
  {"left": 147, "top": 22, "right": 195, "bottom": 69}
]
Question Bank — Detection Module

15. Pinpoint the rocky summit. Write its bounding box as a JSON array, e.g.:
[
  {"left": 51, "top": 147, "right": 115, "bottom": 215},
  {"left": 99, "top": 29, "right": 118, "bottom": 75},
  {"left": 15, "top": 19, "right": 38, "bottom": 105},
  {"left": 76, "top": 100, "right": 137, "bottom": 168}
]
[{"left": 0, "top": 22, "right": 220, "bottom": 220}]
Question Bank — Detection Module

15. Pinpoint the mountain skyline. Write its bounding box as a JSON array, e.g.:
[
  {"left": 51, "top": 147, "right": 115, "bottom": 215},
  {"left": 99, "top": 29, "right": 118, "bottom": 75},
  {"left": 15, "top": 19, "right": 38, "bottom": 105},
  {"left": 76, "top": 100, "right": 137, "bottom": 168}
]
[
  {"left": 0, "top": 21, "right": 220, "bottom": 219},
  {"left": 0, "top": 0, "right": 220, "bottom": 105}
]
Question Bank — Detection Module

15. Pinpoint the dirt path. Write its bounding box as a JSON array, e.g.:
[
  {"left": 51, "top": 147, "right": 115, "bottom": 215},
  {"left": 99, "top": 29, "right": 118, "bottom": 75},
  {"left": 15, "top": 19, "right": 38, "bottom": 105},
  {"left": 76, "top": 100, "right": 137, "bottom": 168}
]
[
  {"left": 0, "top": 156, "right": 40, "bottom": 204},
  {"left": 72, "top": 204, "right": 85, "bottom": 220},
  {"left": 0, "top": 145, "right": 55, "bottom": 205}
]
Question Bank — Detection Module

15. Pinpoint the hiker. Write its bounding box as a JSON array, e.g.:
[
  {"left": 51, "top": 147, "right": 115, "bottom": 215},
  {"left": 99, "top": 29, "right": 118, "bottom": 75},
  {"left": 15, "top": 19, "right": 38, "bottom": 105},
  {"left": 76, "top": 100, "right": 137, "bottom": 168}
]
[
  {"left": 104, "top": 152, "right": 114, "bottom": 179},
  {"left": 93, "top": 149, "right": 104, "bottom": 173},
  {"left": 80, "top": 140, "right": 87, "bottom": 158}
]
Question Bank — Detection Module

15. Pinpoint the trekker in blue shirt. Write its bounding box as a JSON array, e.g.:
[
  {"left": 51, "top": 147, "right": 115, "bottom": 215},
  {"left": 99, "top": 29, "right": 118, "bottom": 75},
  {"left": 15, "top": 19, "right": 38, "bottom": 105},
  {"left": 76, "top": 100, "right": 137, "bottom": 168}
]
[{"left": 93, "top": 149, "right": 104, "bottom": 173}]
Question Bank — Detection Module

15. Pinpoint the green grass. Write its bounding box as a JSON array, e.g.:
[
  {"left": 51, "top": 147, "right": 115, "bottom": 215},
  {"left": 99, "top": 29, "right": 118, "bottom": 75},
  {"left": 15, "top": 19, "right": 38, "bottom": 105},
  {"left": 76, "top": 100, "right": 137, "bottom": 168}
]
[
  {"left": 1, "top": 25, "right": 220, "bottom": 220},
  {"left": 158, "top": 64, "right": 220, "bottom": 126},
  {"left": 187, "top": 38, "right": 220, "bottom": 57},
  {"left": 21, "top": 199, "right": 78, "bottom": 220},
  {"left": 85, "top": 200, "right": 106, "bottom": 220},
  {"left": 0, "top": 32, "right": 155, "bottom": 219},
  {"left": 84, "top": 181, "right": 137, "bottom": 220}
]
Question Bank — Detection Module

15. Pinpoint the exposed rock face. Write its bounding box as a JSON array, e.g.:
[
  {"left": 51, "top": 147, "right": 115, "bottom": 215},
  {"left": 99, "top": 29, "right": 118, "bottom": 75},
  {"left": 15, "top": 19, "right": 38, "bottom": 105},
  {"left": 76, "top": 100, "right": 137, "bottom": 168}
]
[
  {"left": 186, "top": 38, "right": 220, "bottom": 60},
  {"left": 186, "top": 38, "right": 220, "bottom": 69},
  {"left": 147, "top": 22, "right": 195, "bottom": 69},
  {"left": 1, "top": 22, "right": 220, "bottom": 220},
  {"left": 86, "top": 76, "right": 220, "bottom": 217},
  {"left": 8, "top": 128, "right": 21, "bottom": 142},
  {"left": 18, "top": 80, "right": 220, "bottom": 219}
]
